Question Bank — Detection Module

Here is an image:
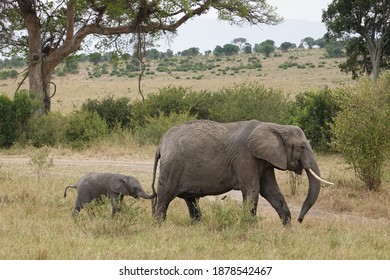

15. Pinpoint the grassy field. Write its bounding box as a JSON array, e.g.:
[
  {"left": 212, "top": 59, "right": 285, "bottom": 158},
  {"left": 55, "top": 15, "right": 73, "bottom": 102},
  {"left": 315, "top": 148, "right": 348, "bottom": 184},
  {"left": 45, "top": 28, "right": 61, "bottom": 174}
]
[
  {"left": 0, "top": 146, "right": 389, "bottom": 260},
  {"left": 0, "top": 49, "right": 389, "bottom": 260},
  {"left": 1, "top": 49, "right": 354, "bottom": 113}
]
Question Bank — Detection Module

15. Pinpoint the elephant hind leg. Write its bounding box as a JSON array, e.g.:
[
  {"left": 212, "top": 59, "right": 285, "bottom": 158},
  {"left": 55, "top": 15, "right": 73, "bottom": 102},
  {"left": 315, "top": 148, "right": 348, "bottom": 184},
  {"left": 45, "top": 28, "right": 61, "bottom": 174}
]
[
  {"left": 153, "top": 171, "right": 180, "bottom": 221},
  {"left": 72, "top": 196, "right": 83, "bottom": 216},
  {"left": 183, "top": 197, "right": 202, "bottom": 221}
]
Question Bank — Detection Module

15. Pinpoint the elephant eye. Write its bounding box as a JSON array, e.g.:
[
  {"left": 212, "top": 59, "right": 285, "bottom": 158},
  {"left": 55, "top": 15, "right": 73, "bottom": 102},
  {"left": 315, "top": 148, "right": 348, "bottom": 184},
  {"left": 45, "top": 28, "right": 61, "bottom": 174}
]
[{"left": 299, "top": 144, "right": 305, "bottom": 150}]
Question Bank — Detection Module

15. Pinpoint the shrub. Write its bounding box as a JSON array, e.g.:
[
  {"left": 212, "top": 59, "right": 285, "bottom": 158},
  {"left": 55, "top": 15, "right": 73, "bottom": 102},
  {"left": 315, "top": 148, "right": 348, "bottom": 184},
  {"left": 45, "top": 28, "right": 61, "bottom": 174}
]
[
  {"left": 81, "top": 95, "right": 132, "bottom": 129},
  {"left": 65, "top": 111, "right": 108, "bottom": 149},
  {"left": 131, "top": 87, "right": 187, "bottom": 127},
  {"left": 208, "top": 83, "right": 290, "bottom": 123},
  {"left": 289, "top": 87, "right": 340, "bottom": 152},
  {"left": 333, "top": 73, "right": 390, "bottom": 190},
  {"left": 13, "top": 90, "right": 42, "bottom": 134},
  {"left": 135, "top": 111, "right": 197, "bottom": 145},
  {"left": 26, "top": 112, "right": 66, "bottom": 147},
  {"left": 0, "top": 91, "right": 41, "bottom": 148},
  {"left": 0, "top": 95, "right": 17, "bottom": 148}
]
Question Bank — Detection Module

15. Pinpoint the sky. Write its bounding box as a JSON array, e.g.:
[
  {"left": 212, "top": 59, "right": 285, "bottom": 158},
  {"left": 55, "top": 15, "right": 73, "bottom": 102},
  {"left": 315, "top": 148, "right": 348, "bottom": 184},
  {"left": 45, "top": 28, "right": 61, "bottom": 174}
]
[
  {"left": 267, "top": 0, "right": 332, "bottom": 22},
  {"left": 157, "top": 0, "right": 333, "bottom": 53}
]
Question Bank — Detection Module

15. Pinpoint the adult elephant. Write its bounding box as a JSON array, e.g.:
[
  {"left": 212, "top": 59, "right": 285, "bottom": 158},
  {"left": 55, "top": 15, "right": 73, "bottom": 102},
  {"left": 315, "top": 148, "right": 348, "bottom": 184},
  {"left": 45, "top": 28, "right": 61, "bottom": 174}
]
[{"left": 151, "top": 120, "right": 333, "bottom": 225}]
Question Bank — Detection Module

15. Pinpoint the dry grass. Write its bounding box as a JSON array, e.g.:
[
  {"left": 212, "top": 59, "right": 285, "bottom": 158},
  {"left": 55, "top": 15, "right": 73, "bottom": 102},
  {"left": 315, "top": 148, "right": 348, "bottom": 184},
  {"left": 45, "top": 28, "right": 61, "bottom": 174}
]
[
  {"left": 1, "top": 49, "right": 388, "bottom": 260},
  {"left": 0, "top": 151, "right": 389, "bottom": 260},
  {"left": 0, "top": 49, "right": 354, "bottom": 114}
]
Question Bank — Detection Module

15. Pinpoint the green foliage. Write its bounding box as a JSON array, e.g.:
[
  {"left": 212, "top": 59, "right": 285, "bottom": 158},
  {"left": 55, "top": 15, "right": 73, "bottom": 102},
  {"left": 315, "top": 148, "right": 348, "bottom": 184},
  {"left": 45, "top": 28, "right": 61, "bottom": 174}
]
[
  {"left": 289, "top": 88, "right": 340, "bottom": 151},
  {"left": 213, "top": 44, "right": 240, "bottom": 56},
  {"left": 65, "top": 111, "right": 109, "bottom": 149},
  {"left": 208, "top": 83, "right": 290, "bottom": 123},
  {"left": 179, "top": 47, "right": 200, "bottom": 57},
  {"left": 0, "top": 90, "right": 41, "bottom": 148},
  {"left": 13, "top": 90, "right": 42, "bottom": 131},
  {"left": 25, "top": 112, "right": 66, "bottom": 147},
  {"left": 0, "top": 56, "right": 26, "bottom": 68},
  {"left": 324, "top": 38, "right": 345, "bottom": 58},
  {"left": 280, "top": 42, "right": 296, "bottom": 52},
  {"left": 135, "top": 111, "right": 197, "bottom": 145},
  {"left": 0, "top": 69, "right": 18, "bottom": 80},
  {"left": 81, "top": 95, "right": 132, "bottom": 129},
  {"left": 0, "top": 95, "right": 17, "bottom": 148},
  {"left": 333, "top": 73, "right": 390, "bottom": 190},
  {"left": 131, "top": 84, "right": 289, "bottom": 134},
  {"left": 254, "top": 40, "right": 276, "bottom": 57},
  {"left": 322, "top": 0, "right": 390, "bottom": 79},
  {"left": 131, "top": 87, "right": 188, "bottom": 127}
]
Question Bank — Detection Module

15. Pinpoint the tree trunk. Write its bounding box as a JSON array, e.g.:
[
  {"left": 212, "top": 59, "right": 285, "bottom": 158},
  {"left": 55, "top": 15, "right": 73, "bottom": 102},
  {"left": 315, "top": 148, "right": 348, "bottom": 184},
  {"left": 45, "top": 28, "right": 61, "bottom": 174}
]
[{"left": 20, "top": 0, "right": 46, "bottom": 114}]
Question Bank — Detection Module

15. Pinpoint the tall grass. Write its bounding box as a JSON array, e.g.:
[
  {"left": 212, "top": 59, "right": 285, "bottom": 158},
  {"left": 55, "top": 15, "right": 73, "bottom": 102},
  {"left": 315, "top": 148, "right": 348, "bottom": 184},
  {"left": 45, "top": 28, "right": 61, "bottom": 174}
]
[{"left": 0, "top": 154, "right": 389, "bottom": 260}]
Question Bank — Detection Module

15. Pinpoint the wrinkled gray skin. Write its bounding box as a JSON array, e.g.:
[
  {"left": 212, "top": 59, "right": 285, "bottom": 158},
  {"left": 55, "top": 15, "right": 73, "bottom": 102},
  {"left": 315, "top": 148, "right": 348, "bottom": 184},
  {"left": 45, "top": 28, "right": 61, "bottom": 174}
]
[
  {"left": 64, "top": 173, "right": 155, "bottom": 215},
  {"left": 151, "top": 120, "right": 325, "bottom": 225}
]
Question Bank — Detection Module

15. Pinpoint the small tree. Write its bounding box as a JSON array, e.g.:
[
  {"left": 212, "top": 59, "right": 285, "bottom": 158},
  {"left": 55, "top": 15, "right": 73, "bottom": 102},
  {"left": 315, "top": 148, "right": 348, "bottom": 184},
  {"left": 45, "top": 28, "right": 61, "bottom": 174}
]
[
  {"left": 254, "top": 40, "right": 275, "bottom": 57},
  {"left": 333, "top": 72, "right": 390, "bottom": 190},
  {"left": 280, "top": 42, "right": 295, "bottom": 52}
]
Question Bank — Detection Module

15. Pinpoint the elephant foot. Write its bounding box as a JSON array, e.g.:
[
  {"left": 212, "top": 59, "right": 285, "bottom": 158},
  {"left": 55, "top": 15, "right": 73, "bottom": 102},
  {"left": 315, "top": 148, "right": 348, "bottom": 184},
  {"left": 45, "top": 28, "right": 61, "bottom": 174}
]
[{"left": 281, "top": 212, "right": 291, "bottom": 226}]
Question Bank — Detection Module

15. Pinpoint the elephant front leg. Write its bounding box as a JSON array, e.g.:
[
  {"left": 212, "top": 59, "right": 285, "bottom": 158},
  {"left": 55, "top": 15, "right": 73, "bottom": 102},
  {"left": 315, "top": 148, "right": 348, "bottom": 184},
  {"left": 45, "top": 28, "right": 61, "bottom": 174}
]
[
  {"left": 110, "top": 194, "right": 124, "bottom": 215},
  {"left": 260, "top": 168, "right": 291, "bottom": 226}
]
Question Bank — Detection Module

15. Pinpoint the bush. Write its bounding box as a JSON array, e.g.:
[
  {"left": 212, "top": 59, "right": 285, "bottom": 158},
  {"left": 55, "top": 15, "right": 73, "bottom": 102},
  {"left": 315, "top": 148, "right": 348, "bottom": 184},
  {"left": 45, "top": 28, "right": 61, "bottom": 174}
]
[
  {"left": 208, "top": 83, "right": 290, "bottom": 123},
  {"left": 135, "top": 111, "right": 197, "bottom": 145},
  {"left": 81, "top": 95, "right": 132, "bottom": 129},
  {"left": 131, "top": 87, "right": 187, "bottom": 127},
  {"left": 26, "top": 112, "right": 67, "bottom": 147},
  {"left": 131, "top": 84, "right": 290, "bottom": 130},
  {"left": 13, "top": 90, "right": 42, "bottom": 134},
  {"left": 0, "top": 91, "right": 41, "bottom": 148},
  {"left": 0, "top": 95, "right": 17, "bottom": 148},
  {"left": 333, "top": 73, "right": 390, "bottom": 190},
  {"left": 289, "top": 88, "right": 340, "bottom": 152},
  {"left": 65, "top": 111, "right": 109, "bottom": 149}
]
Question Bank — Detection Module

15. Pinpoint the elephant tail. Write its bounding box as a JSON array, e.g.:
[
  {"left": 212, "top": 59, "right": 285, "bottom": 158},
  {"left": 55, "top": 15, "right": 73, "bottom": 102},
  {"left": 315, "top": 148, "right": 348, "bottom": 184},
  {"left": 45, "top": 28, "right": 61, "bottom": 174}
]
[
  {"left": 63, "top": 185, "right": 76, "bottom": 198},
  {"left": 151, "top": 146, "right": 160, "bottom": 214}
]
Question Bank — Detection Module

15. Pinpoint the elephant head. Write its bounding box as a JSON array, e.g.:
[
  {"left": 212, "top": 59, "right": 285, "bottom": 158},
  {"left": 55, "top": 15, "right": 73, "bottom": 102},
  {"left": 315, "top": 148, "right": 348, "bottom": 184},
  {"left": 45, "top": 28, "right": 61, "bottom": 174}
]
[
  {"left": 247, "top": 123, "right": 333, "bottom": 223},
  {"left": 111, "top": 176, "right": 156, "bottom": 199}
]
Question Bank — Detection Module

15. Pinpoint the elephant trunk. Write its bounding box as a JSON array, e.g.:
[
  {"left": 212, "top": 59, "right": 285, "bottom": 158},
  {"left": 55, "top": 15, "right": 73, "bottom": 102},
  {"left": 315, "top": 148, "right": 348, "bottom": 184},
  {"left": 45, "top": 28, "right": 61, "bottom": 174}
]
[
  {"left": 298, "top": 159, "right": 321, "bottom": 223},
  {"left": 137, "top": 188, "right": 157, "bottom": 199}
]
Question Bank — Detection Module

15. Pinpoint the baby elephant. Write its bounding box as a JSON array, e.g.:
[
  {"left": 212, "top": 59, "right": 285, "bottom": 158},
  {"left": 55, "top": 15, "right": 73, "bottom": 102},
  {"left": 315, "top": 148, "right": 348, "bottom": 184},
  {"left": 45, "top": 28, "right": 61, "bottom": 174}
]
[{"left": 64, "top": 172, "right": 156, "bottom": 215}]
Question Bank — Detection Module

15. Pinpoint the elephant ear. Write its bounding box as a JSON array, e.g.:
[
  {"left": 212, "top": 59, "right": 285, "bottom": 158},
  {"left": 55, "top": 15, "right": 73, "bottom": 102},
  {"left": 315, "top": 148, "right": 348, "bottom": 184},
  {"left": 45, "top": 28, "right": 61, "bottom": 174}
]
[
  {"left": 110, "top": 179, "right": 130, "bottom": 195},
  {"left": 247, "top": 123, "right": 287, "bottom": 170}
]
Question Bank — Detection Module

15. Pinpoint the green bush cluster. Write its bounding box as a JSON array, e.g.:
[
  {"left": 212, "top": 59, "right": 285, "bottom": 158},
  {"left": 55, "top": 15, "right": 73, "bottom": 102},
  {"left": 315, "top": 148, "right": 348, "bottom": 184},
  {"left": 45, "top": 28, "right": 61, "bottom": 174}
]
[
  {"left": 288, "top": 87, "right": 340, "bottom": 152},
  {"left": 0, "top": 69, "right": 18, "bottom": 80},
  {"left": 333, "top": 73, "right": 390, "bottom": 190},
  {"left": 81, "top": 95, "right": 132, "bottom": 129},
  {"left": 0, "top": 90, "right": 41, "bottom": 148},
  {"left": 2, "top": 84, "right": 334, "bottom": 150}
]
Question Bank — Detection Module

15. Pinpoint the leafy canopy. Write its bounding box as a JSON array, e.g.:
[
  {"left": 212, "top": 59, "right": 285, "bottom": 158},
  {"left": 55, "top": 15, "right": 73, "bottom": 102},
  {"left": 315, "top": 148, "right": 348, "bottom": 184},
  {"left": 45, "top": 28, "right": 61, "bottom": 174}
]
[
  {"left": 322, "top": 0, "right": 390, "bottom": 79},
  {"left": 0, "top": 0, "right": 282, "bottom": 57}
]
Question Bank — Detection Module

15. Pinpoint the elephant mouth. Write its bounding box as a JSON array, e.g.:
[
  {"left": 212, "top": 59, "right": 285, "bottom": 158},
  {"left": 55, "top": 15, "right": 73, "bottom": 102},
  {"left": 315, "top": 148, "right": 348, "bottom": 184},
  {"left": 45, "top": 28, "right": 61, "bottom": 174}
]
[{"left": 289, "top": 161, "right": 303, "bottom": 174}]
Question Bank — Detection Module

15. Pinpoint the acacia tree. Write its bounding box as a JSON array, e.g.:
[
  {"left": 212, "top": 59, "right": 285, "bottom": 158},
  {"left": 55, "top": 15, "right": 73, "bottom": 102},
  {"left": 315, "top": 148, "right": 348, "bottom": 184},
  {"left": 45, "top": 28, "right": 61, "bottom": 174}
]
[
  {"left": 0, "top": 0, "right": 281, "bottom": 114},
  {"left": 322, "top": 0, "right": 390, "bottom": 80}
]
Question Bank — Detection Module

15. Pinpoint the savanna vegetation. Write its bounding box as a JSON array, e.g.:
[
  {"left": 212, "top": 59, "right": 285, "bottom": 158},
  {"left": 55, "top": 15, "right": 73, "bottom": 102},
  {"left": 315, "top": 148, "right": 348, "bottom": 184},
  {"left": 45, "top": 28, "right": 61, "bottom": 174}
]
[{"left": 1, "top": 47, "right": 389, "bottom": 259}]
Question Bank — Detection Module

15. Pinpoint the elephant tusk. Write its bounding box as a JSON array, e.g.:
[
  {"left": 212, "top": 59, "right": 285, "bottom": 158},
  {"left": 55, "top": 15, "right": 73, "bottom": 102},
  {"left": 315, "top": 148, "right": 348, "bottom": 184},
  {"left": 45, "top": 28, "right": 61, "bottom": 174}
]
[{"left": 308, "top": 168, "right": 334, "bottom": 185}]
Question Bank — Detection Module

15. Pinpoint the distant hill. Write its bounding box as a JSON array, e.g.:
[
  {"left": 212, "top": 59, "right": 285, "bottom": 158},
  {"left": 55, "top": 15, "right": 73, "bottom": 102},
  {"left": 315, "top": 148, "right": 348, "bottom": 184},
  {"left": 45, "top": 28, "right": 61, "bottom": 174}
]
[{"left": 157, "top": 18, "right": 327, "bottom": 53}]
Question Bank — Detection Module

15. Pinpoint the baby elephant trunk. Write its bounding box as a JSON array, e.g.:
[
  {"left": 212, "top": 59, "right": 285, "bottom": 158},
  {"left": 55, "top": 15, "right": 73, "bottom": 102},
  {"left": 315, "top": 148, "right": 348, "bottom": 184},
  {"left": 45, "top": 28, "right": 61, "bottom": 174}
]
[{"left": 136, "top": 188, "right": 156, "bottom": 199}]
